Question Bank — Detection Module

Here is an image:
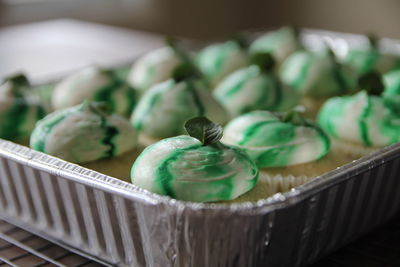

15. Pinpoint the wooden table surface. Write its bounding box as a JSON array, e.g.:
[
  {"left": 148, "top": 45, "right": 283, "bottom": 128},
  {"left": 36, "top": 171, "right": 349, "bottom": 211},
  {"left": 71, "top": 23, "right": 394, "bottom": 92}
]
[{"left": 1, "top": 19, "right": 400, "bottom": 267}]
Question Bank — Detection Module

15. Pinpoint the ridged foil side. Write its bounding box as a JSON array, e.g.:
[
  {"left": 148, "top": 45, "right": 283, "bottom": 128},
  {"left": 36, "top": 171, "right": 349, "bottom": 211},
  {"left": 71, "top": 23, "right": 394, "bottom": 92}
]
[{"left": 1, "top": 139, "right": 400, "bottom": 266}]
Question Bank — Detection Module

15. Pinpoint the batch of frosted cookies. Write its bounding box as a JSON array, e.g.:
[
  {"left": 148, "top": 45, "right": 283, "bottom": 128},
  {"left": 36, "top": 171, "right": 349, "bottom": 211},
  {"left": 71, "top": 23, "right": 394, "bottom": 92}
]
[{"left": 1, "top": 26, "right": 400, "bottom": 203}]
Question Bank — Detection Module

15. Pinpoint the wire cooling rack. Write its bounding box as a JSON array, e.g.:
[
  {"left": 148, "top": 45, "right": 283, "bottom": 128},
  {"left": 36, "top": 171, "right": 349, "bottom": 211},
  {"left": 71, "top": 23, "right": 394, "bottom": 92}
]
[
  {"left": 0, "top": 215, "right": 400, "bottom": 267},
  {"left": 0, "top": 219, "right": 103, "bottom": 267}
]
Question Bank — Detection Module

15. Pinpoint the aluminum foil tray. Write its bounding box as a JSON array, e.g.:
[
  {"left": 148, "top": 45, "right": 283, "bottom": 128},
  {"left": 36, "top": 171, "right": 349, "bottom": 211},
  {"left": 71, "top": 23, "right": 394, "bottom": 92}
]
[{"left": 1, "top": 30, "right": 400, "bottom": 267}]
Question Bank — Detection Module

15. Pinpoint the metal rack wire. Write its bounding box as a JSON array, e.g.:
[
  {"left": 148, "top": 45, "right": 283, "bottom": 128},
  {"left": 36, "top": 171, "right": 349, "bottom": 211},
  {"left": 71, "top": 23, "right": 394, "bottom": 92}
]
[
  {"left": 1, "top": 215, "right": 400, "bottom": 267},
  {"left": 0, "top": 219, "right": 102, "bottom": 267}
]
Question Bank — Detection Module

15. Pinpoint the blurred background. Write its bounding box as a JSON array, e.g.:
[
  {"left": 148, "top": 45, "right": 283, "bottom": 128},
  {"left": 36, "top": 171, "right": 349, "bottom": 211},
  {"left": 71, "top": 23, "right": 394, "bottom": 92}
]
[
  {"left": 1, "top": 0, "right": 400, "bottom": 83},
  {"left": 1, "top": 0, "right": 400, "bottom": 40}
]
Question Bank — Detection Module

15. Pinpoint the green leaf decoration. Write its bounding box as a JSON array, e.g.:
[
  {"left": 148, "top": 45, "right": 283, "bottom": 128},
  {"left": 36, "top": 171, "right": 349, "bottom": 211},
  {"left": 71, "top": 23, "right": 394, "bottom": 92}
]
[
  {"left": 232, "top": 33, "right": 248, "bottom": 50},
  {"left": 98, "top": 68, "right": 115, "bottom": 78},
  {"left": 281, "top": 110, "right": 308, "bottom": 126},
  {"left": 251, "top": 52, "right": 276, "bottom": 71},
  {"left": 184, "top": 117, "right": 223, "bottom": 146},
  {"left": 6, "top": 73, "right": 30, "bottom": 86},
  {"left": 1, "top": 73, "right": 30, "bottom": 97},
  {"left": 166, "top": 37, "right": 204, "bottom": 82},
  {"left": 172, "top": 63, "right": 197, "bottom": 82},
  {"left": 287, "top": 25, "right": 300, "bottom": 39},
  {"left": 367, "top": 34, "right": 378, "bottom": 49},
  {"left": 358, "top": 70, "right": 384, "bottom": 96},
  {"left": 80, "top": 100, "right": 111, "bottom": 116},
  {"left": 165, "top": 37, "right": 192, "bottom": 64},
  {"left": 326, "top": 47, "right": 338, "bottom": 62}
]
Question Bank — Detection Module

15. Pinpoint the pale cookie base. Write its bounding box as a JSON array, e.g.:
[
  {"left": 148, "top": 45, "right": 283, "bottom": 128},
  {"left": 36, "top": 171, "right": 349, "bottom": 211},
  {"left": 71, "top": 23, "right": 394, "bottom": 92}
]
[
  {"left": 225, "top": 174, "right": 312, "bottom": 203},
  {"left": 84, "top": 134, "right": 161, "bottom": 182},
  {"left": 17, "top": 140, "right": 139, "bottom": 183},
  {"left": 82, "top": 147, "right": 143, "bottom": 183},
  {"left": 225, "top": 149, "right": 359, "bottom": 203},
  {"left": 83, "top": 144, "right": 361, "bottom": 203},
  {"left": 300, "top": 97, "right": 328, "bottom": 120},
  {"left": 138, "top": 134, "right": 161, "bottom": 147},
  {"left": 17, "top": 139, "right": 30, "bottom": 147},
  {"left": 331, "top": 138, "right": 381, "bottom": 158},
  {"left": 23, "top": 134, "right": 365, "bottom": 203},
  {"left": 259, "top": 148, "right": 358, "bottom": 178}
]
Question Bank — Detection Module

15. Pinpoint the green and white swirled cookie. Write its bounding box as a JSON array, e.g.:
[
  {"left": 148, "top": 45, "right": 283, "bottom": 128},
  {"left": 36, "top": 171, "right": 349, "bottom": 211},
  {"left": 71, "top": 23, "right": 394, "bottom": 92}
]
[
  {"left": 250, "top": 26, "right": 302, "bottom": 64},
  {"left": 214, "top": 53, "right": 298, "bottom": 117},
  {"left": 318, "top": 71, "right": 400, "bottom": 156},
  {"left": 30, "top": 101, "right": 137, "bottom": 164},
  {"left": 341, "top": 35, "right": 400, "bottom": 75},
  {"left": 127, "top": 47, "right": 182, "bottom": 92},
  {"left": 0, "top": 74, "right": 46, "bottom": 141},
  {"left": 197, "top": 39, "right": 250, "bottom": 86},
  {"left": 383, "top": 69, "right": 400, "bottom": 115},
  {"left": 131, "top": 71, "right": 229, "bottom": 141},
  {"left": 222, "top": 110, "right": 330, "bottom": 168},
  {"left": 221, "top": 110, "right": 339, "bottom": 202},
  {"left": 280, "top": 49, "right": 357, "bottom": 98},
  {"left": 52, "top": 67, "right": 136, "bottom": 117},
  {"left": 131, "top": 117, "right": 259, "bottom": 202}
]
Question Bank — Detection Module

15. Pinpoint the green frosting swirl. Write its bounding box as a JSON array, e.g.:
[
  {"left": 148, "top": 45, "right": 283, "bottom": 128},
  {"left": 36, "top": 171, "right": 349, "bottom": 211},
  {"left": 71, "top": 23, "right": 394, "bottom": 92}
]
[
  {"left": 131, "top": 136, "right": 258, "bottom": 202},
  {"left": 131, "top": 79, "right": 229, "bottom": 139},
  {"left": 30, "top": 102, "right": 137, "bottom": 163},
  {"left": 222, "top": 110, "right": 330, "bottom": 168},
  {"left": 214, "top": 65, "right": 298, "bottom": 116},
  {"left": 0, "top": 75, "right": 46, "bottom": 141},
  {"left": 317, "top": 91, "right": 400, "bottom": 147},
  {"left": 280, "top": 50, "right": 357, "bottom": 98}
]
